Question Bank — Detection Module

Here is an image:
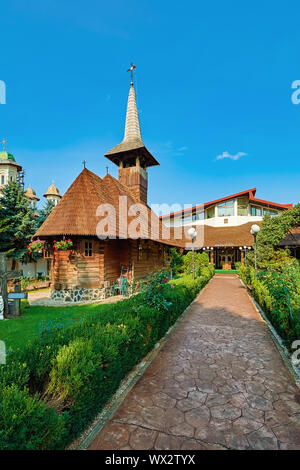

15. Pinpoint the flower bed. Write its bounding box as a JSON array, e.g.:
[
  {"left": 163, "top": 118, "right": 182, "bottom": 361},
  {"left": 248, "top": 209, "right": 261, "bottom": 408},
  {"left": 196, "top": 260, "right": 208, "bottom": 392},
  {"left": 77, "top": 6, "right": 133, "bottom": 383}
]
[
  {"left": 0, "top": 267, "right": 214, "bottom": 450},
  {"left": 8, "top": 277, "right": 50, "bottom": 293}
]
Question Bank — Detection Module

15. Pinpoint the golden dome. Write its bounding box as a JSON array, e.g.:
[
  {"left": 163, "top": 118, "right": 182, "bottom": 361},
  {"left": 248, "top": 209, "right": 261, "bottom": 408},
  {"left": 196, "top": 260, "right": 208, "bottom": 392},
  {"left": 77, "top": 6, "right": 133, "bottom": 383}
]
[
  {"left": 25, "top": 187, "right": 40, "bottom": 201},
  {"left": 43, "top": 183, "right": 61, "bottom": 198}
]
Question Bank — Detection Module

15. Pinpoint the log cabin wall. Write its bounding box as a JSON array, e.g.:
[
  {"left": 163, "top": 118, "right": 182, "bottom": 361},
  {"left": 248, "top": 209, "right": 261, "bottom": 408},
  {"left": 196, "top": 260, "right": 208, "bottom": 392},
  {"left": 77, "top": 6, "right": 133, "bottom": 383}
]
[
  {"left": 51, "top": 237, "right": 104, "bottom": 290},
  {"left": 104, "top": 239, "right": 121, "bottom": 284},
  {"left": 75, "top": 238, "right": 102, "bottom": 288},
  {"left": 50, "top": 236, "right": 170, "bottom": 291},
  {"left": 129, "top": 239, "right": 167, "bottom": 280}
]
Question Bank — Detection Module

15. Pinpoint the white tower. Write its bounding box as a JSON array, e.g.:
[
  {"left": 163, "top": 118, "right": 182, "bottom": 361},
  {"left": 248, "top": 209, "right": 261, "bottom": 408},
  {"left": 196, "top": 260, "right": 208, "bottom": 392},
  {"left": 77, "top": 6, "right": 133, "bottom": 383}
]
[
  {"left": 43, "top": 183, "right": 62, "bottom": 206},
  {"left": 0, "top": 139, "right": 23, "bottom": 193},
  {"left": 24, "top": 186, "right": 40, "bottom": 208}
]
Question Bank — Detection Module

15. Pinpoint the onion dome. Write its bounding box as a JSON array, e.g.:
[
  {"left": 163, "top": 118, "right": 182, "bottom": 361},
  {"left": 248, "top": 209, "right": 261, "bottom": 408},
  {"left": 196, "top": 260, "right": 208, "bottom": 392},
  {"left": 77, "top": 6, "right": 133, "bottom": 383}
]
[
  {"left": 24, "top": 186, "right": 40, "bottom": 201},
  {"left": 0, "top": 151, "right": 16, "bottom": 162},
  {"left": 43, "top": 183, "right": 62, "bottom": 199}
]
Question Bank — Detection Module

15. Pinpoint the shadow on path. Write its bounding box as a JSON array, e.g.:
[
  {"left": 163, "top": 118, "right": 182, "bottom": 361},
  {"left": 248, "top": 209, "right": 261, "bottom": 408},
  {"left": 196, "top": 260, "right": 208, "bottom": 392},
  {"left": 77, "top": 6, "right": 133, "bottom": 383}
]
[{"left": 88, "top": 275, "right": 300, "bottom": 450}]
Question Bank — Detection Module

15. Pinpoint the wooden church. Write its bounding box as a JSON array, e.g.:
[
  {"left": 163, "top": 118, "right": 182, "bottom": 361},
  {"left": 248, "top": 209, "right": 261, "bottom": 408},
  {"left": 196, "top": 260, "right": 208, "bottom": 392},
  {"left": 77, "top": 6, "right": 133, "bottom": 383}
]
[{"left": 35, "top": 71, "right": 179, "bottom": 302}]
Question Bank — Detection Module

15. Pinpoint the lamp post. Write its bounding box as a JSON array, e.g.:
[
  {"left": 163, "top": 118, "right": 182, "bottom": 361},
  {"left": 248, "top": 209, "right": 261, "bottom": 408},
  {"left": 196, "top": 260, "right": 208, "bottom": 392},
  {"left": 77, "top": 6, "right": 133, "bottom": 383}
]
[
  {"left": 187, "top": 227, "right": 197, "bottom": 280},
  {"left": 250, "top": 224, "right": 260, "bottom": 275}
]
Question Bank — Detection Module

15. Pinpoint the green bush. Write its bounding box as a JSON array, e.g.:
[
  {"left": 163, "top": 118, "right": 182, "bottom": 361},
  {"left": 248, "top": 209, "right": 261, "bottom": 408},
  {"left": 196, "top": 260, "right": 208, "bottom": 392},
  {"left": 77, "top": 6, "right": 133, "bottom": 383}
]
[
  {"left": 0, "top": 385, "right": 69, "bottom": 450},
  {"left": 182, "top": 251, "right": 210, "bottom": 276},
  {"left": 0, "top": 269, "right": 214, "bottom": 450},
  {"left": 237, "top": 262, "right": 300, "bottom": 347}
]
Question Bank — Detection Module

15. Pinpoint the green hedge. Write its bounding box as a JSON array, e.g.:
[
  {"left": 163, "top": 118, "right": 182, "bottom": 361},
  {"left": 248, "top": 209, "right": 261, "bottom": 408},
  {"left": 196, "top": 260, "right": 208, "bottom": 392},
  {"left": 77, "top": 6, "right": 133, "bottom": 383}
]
[
  {"left": 0, "top": 268, "right": 214, "bottom": 450},
  {"left": 237, "top": 263, "right": 300, "bottom": 347}
]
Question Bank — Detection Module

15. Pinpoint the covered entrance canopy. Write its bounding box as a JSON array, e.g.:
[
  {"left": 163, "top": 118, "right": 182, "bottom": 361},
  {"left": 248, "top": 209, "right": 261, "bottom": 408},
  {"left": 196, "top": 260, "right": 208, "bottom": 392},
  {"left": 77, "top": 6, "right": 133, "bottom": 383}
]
[{"left": 181, "top": 222, "right": 258, "bottom": 269}]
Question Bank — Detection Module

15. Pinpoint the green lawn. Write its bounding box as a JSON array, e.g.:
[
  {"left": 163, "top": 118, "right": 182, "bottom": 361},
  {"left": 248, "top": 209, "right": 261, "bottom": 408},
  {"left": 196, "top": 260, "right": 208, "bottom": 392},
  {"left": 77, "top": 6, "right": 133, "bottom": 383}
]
[
  {"left": 0, "top": 302, "right": 119, "bottom": 351},
  {"left": 215, "top": 269, "right": 237, "bottom": 274}
]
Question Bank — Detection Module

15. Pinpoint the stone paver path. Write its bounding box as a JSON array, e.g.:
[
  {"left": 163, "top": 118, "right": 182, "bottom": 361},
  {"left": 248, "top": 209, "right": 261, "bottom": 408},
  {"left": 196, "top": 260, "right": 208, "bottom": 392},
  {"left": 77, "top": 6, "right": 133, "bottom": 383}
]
[{"left": 89, "top": 274, "right": 300, "bottom": 450}]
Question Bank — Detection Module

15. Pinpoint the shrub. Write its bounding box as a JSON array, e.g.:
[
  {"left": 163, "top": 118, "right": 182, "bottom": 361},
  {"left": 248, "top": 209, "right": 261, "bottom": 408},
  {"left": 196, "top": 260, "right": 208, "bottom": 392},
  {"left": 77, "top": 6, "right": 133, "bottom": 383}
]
[
  {"left": 237, "top": 262, "right": 300, "bottom": 347},
  {"left": 0, "top": 269, "right": 214, "bottom": 449},
  {"left": 182, "top": 251, "right": 210, "bottom": 277},
  {"left": 0, "top": 385, "right": 69, "bottom": 450},
  {"left": 169, "top": 248, "right": 184, "bottom": 275}
]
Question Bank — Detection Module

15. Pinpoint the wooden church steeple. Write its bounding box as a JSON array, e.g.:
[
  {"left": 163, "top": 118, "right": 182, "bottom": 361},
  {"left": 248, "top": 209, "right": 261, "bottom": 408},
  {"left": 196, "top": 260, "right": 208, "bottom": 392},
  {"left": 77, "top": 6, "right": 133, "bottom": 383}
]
[{"left": 105, "top": 64, "right": 159, "bottom": 204}]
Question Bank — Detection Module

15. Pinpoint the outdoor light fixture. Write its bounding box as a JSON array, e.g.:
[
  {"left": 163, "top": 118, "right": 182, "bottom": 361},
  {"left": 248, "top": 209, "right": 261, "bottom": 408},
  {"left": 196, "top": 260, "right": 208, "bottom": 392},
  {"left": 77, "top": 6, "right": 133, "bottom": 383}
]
[
  {"left": 187, "top": 227, "right": 197, "bottom": 239},
  {"left": 250, "top": 224, "right": 260, "bottom": 236},
  {"left": 250, "top": 224, "right": 261, "bottom": 274},
  {"left": 187, "top": 227, "right": 197, "bottom": 280}
]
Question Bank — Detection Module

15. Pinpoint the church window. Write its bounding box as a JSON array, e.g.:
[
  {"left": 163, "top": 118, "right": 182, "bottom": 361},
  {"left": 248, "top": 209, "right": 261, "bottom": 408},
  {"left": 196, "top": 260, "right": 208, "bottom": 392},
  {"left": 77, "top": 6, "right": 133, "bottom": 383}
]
[
  {"left": 1, "top": 175, "right": 4, "bottom": 185},
  {"left": 84, "top": 241, "right": 93, "bottom": 257}
]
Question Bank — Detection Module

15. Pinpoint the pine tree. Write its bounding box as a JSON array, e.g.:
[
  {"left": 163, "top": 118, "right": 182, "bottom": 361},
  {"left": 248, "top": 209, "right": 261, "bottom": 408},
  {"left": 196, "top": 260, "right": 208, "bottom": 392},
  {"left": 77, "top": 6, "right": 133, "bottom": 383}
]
[
  {"left": 0, "top": 217, "right": 13, "bottom": 254},
  {"left": 36, "top": 199, "right": 55, "bottom": 229},
  {"left": 0, "top": 182, "right": 37, "bottom": 267}
]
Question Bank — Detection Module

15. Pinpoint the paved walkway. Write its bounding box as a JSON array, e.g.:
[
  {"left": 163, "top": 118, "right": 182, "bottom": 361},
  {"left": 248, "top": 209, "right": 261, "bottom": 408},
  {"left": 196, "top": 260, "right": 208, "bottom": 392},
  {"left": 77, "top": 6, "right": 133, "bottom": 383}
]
[{"left": 89, "top": 275, "right": 300, "bottom": 450}]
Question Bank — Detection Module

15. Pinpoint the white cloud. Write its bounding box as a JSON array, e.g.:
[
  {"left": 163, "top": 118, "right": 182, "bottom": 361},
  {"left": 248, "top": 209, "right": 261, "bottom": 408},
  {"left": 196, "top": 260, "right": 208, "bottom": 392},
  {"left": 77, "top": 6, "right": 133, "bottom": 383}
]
[{"left": 215, "top": 151, "right": 247, "bottom": 161}]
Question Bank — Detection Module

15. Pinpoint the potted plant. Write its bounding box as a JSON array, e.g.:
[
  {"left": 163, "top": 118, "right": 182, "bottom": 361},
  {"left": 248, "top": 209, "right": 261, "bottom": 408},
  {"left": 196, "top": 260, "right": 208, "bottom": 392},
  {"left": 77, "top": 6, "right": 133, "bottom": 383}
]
[
  {"left": 53, "top": 239, "right": 73, "bottom": 262},
  {"left": 27, "top": 239, "right": 45, "bottom": 254},
  {"left": 53, "top": 239, "right": 73, "bottom": 251}
]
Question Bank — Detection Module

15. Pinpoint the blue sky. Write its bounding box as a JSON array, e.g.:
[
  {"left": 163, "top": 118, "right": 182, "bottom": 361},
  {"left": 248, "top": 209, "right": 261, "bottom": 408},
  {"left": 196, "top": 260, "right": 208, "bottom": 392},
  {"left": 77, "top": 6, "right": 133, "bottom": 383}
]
[{"left": 1, "top": 0, "right": 300, "bottom": 212}]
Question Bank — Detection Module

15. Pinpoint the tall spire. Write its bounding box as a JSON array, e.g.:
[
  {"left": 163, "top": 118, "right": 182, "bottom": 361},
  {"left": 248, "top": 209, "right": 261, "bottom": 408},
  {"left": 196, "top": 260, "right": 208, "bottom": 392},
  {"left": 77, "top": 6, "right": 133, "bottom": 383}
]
[
  {"left": 105, "top": 64, "right": 159, "bottom": 169},
  {"left": 123, "top": 84, "right": 142, "bottom": 143}
]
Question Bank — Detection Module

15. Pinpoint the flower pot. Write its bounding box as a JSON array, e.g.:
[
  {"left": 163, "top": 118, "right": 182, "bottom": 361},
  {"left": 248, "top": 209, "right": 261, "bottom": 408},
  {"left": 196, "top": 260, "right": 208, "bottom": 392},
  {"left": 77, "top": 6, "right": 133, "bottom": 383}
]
[{"left": 55, "top": 250, "right": 71, "bottom": 261}]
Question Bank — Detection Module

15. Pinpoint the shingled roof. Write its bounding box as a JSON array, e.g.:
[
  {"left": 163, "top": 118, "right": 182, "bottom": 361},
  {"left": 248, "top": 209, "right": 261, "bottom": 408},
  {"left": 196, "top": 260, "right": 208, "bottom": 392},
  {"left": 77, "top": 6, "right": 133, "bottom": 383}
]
[
  {"left": 35, "top": 168, "right": 180, "bottom": 246},
  {"left": 179, "top": 222, "right": 261, "bottom": 248}
]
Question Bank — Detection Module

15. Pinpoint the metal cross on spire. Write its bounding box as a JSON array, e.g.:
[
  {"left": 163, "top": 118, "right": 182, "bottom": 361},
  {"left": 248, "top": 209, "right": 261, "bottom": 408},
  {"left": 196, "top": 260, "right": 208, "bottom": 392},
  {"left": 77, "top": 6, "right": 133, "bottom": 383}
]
[
  {"left": 127, "top": 62, "right": 136, "bottom": 84},
  {"left": 0, "top": 138, "right": 7, "bottom": 151},
  {"left": 82, "top": 160, "right": 87, "bottom": 169}
]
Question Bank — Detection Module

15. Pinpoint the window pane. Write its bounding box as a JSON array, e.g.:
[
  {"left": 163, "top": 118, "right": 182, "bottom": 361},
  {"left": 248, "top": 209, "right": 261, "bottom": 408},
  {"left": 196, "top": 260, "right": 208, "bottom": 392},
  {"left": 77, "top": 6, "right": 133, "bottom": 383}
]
[
  {"left": 207, "top": 207, "right": 215, "bottom": 218},
  {"left": 226, "top": 206, "right": 234, "bottom": 216},
  {"left": 84, "top": 241, "right": 93, "bottom": 256},
  {"left": 218, "top": 205, "right": 225, "bottom": 217},
  {"left": 217, "top": 200, "right": 234, "bottom": 217},
  {"left": 238, "top": 197, "right": 248, "bottom": 216}
]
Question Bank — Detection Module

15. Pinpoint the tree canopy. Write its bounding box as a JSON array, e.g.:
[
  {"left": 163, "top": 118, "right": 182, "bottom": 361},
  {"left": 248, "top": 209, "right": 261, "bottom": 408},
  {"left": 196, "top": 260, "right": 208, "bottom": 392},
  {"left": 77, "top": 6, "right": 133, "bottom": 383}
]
[
  {"left": 0, "top": 182, "right": 37, "bottom": 265},
  {"left": 245, "top": 203, "right": 300, "bottom": 269},
  {"left": 35, "top": 199, "right": 55, "bottom": 228}
]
